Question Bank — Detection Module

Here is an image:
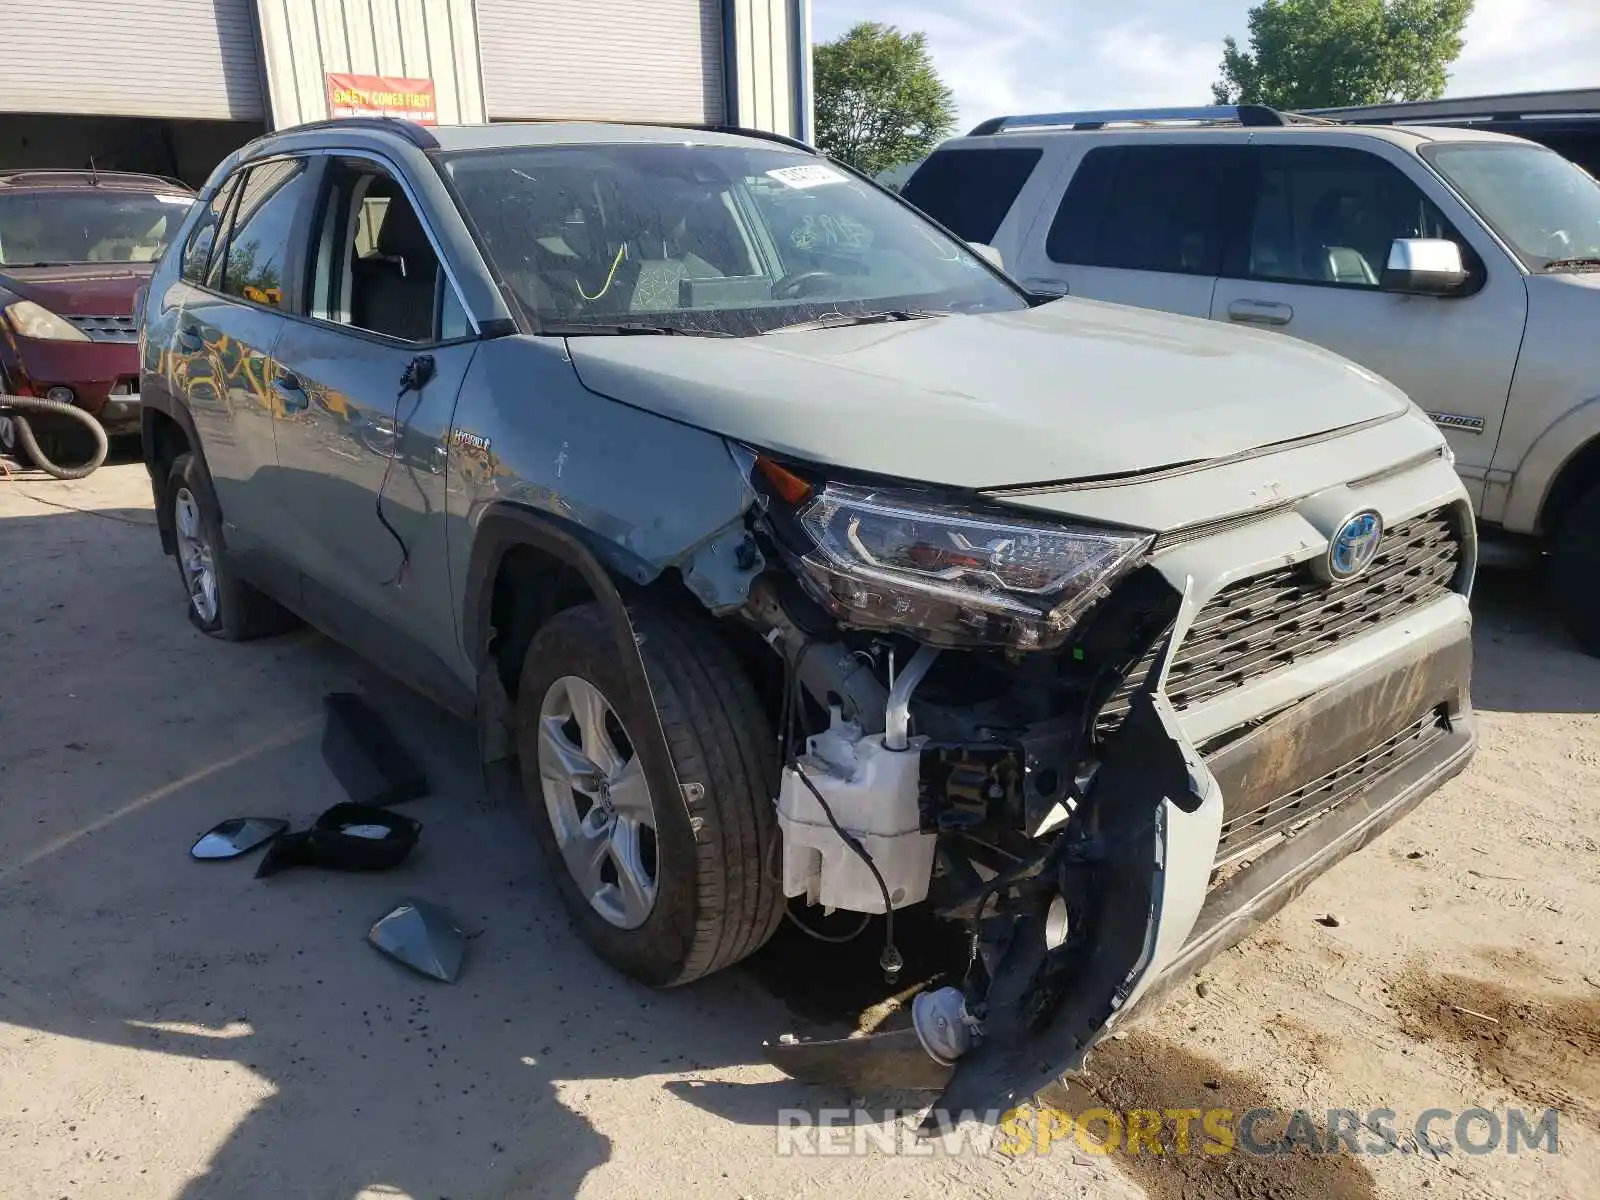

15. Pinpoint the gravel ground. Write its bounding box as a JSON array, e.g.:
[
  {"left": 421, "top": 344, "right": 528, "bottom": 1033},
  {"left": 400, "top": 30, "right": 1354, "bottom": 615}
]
[{"left": 1, "top": 457, "right": 1595, "bottom": 1200}]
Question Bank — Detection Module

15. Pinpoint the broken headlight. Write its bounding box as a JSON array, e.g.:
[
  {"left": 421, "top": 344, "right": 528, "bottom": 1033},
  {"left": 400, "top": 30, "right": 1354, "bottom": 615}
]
[{"left": 782, "top": 482, "right": 1152, "bottom": 650}]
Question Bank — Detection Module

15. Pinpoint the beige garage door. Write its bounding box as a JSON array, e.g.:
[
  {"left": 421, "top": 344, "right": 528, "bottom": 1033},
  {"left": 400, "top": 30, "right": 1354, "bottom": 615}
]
[
  {"left": 0, "top": 0, "right": 264, "bottom": 120},
  {"left": 478, "top": 0, "right": 726, "bottom": 124}
]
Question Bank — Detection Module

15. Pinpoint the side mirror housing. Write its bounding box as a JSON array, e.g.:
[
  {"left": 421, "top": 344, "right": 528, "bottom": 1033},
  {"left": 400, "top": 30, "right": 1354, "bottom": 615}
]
[
  {"left": 968, "top": 242, "right": 1004, "bottom": 270},
  {"left": 1381, "top": 238, "right": 1470, "bottom": 296}
]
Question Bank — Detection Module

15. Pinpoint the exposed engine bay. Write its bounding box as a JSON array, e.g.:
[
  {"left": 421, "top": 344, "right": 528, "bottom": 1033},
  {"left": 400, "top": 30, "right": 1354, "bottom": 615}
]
[
  {"left": 733, "top": 452, "right": 1203, "bottom": 1121},
  {"left": 721, "top": 449, "right": 1477, "bottom": 1125}
]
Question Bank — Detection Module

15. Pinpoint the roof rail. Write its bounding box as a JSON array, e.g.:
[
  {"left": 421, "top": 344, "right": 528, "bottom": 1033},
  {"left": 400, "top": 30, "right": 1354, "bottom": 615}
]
[
  {"left": 0, "top": 167, "right": 192, "bottom": 190},
  {"left": 266, "top": 116, "right": 440, "bottom": 150},
  {"left": 966, "top": 104, "right": 1331, "bottom": 135},
  {"left": 632, "top": 122, "right": 815, "bottom": 153}
]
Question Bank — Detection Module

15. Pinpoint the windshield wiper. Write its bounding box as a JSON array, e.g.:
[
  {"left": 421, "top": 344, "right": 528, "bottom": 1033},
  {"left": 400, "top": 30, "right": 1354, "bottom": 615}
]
[
  {"left": 1541, "top": 257, "right": 1600, "bottom": 273},
  {"left": 538, "top": 320, "right": 733, "bottom": 338},
  {"left": 766, "top": 310, "right": 948, "bottom": 334}
]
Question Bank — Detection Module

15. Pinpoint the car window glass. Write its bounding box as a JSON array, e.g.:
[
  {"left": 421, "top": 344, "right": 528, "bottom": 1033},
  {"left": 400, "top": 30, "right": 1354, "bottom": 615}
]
[
  {"left": 0, "top": 189, "right": 192, "bottom": 267},
  {"left": 307, "top": 161, "right": 446, "bottom": 343},
  {"left": 443, "top": 143, "right": 1024, "bottom": 336},
  {"left": 1047, "top": 146, "right": 1235, "bottom": 274},
  {"left": 182, "top": 175, "right": 240, "bottom": 283},
  {"left": 1420, "top": 142, "right": 1600, "bottom": 269},
  {"left": 439, "top": 285, "right": 471, "bottom": 340},
  {"left": 220, "top": 159, "right": 310, "bottom": 309},
  {"left": 1240, "top": 146, "right": 1456, "bottom": 288},
  {"left": 901, "top": 148, "right": 1043, "bottom": 243}
]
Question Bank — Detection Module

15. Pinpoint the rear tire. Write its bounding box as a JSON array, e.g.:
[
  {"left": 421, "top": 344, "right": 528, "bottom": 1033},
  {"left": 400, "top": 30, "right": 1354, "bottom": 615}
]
[
  {"left": 516, "top": 600, "right": 784, "bottom": 985},
  {"left": 1551, "top": 481, "right": 1600, "bottom": 657},
  {"left": 166, "top": 451, "right": 297, "bottom": 640}
]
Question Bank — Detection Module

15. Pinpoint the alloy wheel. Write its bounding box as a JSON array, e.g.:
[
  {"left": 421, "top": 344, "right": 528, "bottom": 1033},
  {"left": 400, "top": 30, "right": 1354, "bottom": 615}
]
[
  {"left": 536, "top": 675, "right": 659, "bottom": 929},
  {"left": 173, "top": 487, "right": 219, "bottom": 624}
]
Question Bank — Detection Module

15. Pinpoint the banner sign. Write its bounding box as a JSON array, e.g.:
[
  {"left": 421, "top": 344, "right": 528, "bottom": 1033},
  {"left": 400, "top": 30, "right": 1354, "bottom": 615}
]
[{"left": 325, "top": 73, "right": 438, "bottom": 124}]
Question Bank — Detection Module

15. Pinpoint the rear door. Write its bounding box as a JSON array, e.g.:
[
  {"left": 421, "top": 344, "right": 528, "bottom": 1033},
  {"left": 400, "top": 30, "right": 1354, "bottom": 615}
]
[
  {"left": 162, "top": 157, "right": 315, "bottom": 567},
  {"left": 268, "top": 153, "right": 479, "bottom": 702},
  {"left": 1013, "top": 141, "right": 1247, "bottom": 316},
  {"left": 1208, "top": 141, "right": 1527, "bottom": 502}
]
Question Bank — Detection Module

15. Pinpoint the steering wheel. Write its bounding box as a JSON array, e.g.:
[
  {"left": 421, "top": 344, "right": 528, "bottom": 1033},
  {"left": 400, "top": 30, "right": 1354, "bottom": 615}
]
[{"left": 771, "top": 270, "right": 838, "bottom": 300}]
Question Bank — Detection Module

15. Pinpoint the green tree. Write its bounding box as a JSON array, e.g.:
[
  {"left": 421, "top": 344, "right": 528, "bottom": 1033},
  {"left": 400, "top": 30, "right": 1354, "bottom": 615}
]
[
  {"left": 1212, "top": 0, "right": 1474, "bottom": 109},
  {"left": 814, "top": 22, "right": 956, "bottom": 176}
]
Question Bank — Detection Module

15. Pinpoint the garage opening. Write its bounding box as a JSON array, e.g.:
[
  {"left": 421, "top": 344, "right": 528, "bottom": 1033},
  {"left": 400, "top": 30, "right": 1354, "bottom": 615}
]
[{"left": 0, "top": 114, "right": 264, "bottom": 190}]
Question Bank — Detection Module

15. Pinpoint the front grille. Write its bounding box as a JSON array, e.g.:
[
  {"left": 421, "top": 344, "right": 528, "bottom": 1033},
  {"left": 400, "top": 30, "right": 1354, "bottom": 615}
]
[
  {"left": 1213, "top": 708, "right": 1449, "bottom": 867},
  {"left": 1094, "top": 506, "right": 1461, "bottom": 739},
  {"left": 1166, "top": 507, "right": 1460, "bottom": 710},
  {"left": 65, "top": 314, "right": 138, "bottom": 343}
]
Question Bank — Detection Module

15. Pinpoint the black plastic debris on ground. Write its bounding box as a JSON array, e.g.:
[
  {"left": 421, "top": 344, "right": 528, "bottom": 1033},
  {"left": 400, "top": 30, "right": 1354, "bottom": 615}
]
[
  {"left": 256, "top": 802, "right": 422, "bottom": 878},
  {"left": 320, "top": 692, "right": 429, "bottom": 807},
  {"left": 191, "top": 817, "right": 289, "bottom": 860},
  {"left": 369, "top": 898, "right": 467, "bottom": 982}
]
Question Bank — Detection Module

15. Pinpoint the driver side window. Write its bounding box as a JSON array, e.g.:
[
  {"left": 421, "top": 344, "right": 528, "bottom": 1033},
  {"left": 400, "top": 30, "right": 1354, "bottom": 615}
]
[
  {"left": 307, "top": 160, "right": 456, "bottom": 343},
  {"left": 1237, "top": 146, "right": 1463, "bottom": 289}
]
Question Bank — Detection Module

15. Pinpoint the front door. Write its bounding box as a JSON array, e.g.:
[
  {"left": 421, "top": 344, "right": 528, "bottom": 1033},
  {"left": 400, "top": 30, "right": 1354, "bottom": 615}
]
[
  {"left": 161, "top": 158, "right": 315, "bottom": 562},
  {"left": 1208, "top": 143, "right": 1528, "bottom": 505},
  {"left": 269, "top": 156, "right": 479, "bottom": 700}
]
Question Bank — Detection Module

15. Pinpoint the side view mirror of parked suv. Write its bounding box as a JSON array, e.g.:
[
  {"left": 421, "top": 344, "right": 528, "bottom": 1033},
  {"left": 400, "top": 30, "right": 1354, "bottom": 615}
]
[{"left": 1381, "top": 238, "right": 1470, "bottom": 296}]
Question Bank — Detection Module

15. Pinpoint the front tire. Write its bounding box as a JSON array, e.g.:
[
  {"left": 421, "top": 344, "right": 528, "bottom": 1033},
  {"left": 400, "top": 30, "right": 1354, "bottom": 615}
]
[
  {"left": 516, "top": 601, "right": 784, "bottom": 985},
  {"left": 1551, "top": 482, "right": 1600, "bottom": 658},
  {"left": 166, "top": 451, "right": 296, "bottom": 640}
]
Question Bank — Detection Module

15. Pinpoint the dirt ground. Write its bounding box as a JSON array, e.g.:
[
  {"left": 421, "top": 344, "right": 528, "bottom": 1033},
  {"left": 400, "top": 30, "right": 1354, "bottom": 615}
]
[{"left": 2, "top": 456, "right": 1597, "bottom": 1200}]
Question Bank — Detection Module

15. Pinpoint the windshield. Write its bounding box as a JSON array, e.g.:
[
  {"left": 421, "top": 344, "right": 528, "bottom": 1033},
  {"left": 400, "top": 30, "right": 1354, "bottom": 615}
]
[
  {"left": 0, "top": 190, "right": 193, "bottom": 266},
  {"left": 1420, "top": 142, "right": 1600, "bottom": 270},
  {"left": 441, "top": 142, "right": 1025, "bottom": 335}
]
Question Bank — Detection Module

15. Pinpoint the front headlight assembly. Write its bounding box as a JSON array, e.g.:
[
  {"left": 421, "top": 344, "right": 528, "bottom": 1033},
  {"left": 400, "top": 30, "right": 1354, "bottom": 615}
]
[
  {"left": 768, "top": 474, "right": 1152, "bottom": 651},
  {"left": 3, "top": 299, "right": 88, "bottom": 342}
]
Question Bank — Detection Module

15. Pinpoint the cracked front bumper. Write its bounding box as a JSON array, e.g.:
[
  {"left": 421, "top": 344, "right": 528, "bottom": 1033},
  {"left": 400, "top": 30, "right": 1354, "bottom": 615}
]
[{"left": 1123, "top": 607, "right": 1476, "bottom": 1023}]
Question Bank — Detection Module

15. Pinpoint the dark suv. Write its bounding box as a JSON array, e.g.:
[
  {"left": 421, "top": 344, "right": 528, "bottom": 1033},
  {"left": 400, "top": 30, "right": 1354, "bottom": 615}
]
[{"left": 0, "top": 169, "right": 194, "bottom": 460}]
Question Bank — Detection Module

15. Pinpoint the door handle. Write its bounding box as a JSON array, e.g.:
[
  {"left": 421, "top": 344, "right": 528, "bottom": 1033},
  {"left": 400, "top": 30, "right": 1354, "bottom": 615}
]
[
  {"left": 273, "top": 369, "right": 308, "bottom": 411},
  {"left": 175, "top": 326, "right": 203, "bottom": 352},
  {"left": 1227, "top": 299, "right": 1294, "bottom": 326}
]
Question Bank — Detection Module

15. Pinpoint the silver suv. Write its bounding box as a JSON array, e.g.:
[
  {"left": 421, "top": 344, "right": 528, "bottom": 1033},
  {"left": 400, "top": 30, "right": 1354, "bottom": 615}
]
[
  {"left": 904, "top": 104, "right": 1600, "bottom": 653},
  {"left": 139, "top": 117, "right": 1475, "bottom": 1114}
]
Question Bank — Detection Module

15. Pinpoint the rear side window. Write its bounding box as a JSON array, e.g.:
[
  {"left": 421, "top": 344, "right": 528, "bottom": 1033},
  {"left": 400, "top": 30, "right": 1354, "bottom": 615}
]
[
  {"left": 181, "top": 175, "right": 240, "bottom": 284},
  {"left": 1047, "top": 145, "right": 1240, "bottom": 275},
  {"left": 218, "top": 159, "right": 312, "bottom": 309},
  {"left": 901, "top": 148, "right": 1043, "bottom": 243}
]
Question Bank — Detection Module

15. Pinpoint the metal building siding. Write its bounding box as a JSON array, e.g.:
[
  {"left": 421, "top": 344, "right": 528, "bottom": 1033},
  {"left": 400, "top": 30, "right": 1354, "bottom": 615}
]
[
  {"left": 478, "top": 0, "right": 726, "bottom": 123},
  {"left": 254, "top": 0, "right": 485, "bottom": 129},
  {"left": 0, "top": 0, "right": 264, "bottom": 120}
]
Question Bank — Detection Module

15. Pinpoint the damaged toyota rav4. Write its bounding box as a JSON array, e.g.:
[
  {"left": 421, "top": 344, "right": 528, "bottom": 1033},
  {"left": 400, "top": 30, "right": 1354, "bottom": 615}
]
[{"left": 139, "top": 119, "right": 1477, "bottom": 1118}]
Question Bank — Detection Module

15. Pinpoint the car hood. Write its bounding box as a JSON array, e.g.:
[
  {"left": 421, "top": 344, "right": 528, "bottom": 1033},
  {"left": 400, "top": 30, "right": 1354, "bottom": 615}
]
[
  {"left": 0, "top": 263, "right": 152, "bottom": 315},
  {"left": 564, "top": 298, "right": 1410, "bottom": 490}
]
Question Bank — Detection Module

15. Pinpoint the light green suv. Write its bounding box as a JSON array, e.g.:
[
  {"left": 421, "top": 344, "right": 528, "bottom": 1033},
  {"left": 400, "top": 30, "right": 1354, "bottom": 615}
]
[{"left": 139, "top": 116, "right": 1476, "bottom": 1117}]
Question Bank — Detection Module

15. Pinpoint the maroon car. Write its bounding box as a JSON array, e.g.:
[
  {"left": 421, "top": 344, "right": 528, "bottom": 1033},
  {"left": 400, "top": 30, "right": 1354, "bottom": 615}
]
[{"left": 0, "top": 170, "right": 194, "bottom": 461}]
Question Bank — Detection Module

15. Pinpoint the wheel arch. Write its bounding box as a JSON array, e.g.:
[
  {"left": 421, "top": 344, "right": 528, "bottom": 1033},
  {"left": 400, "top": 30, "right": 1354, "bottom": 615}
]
[
  {"left": 463, "top": 502, "right": 709, "bottom": 787},
  {"left": 141, "top": 396, "right": 205, "bottom": 557},
  {"left": 1501, "top": 393, "right": 1600, "bottom": 537},
  {"left": 1536, "top": 430, "right": 1600, "bottom": 542}
]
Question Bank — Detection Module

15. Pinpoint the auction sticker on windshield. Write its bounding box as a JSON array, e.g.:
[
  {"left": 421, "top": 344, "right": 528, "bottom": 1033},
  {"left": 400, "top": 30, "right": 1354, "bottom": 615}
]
[{"left": 767, "top": 164, "right": 847, "bottom": 189}]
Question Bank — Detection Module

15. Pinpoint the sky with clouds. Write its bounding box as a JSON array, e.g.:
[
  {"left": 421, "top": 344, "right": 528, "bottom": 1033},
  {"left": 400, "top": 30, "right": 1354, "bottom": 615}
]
[{"left": 811, "top": 0, "right": 1600, "bottom": 132}]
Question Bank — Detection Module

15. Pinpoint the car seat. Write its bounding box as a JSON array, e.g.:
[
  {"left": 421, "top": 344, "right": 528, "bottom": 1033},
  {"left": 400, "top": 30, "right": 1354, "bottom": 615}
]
[{"left": 352, "top": 195, "right": 438, "bottom": 340}]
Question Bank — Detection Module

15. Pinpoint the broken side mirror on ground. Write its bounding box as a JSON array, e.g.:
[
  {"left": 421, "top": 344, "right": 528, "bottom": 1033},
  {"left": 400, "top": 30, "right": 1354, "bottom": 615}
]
[
  {"left": 190, "top": 817, "right": 289, "bottom": 860},
  {"left": 255, "top": 803, "right": 422, "bottom": 878},
  {"left": 368, "top": 898, "right": 468, "bottom": 982}
]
